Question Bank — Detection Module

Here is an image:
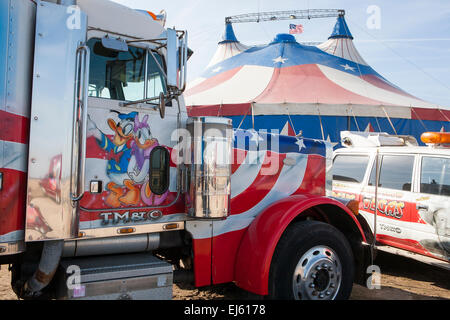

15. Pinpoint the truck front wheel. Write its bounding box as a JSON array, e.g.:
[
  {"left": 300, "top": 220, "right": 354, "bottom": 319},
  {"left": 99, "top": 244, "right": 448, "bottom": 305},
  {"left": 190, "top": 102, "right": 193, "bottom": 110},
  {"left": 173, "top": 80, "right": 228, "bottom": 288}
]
[{"left": 268, "top": 220, "right": 354, "bottom": 300}]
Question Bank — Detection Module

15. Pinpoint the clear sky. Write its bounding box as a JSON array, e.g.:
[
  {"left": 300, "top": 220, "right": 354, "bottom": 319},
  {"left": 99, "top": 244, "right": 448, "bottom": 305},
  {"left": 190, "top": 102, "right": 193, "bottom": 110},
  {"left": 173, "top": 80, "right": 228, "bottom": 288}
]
[{"left": 112, "top": 0, "right": 450, "bottom": 108}]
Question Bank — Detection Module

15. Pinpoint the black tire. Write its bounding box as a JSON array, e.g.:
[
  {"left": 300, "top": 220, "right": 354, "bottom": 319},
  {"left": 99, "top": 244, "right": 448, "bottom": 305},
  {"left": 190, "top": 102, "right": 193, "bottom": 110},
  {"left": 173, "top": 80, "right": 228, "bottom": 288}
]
[{"left": 268, "top": 220, "right": 354, "bottom": 300}]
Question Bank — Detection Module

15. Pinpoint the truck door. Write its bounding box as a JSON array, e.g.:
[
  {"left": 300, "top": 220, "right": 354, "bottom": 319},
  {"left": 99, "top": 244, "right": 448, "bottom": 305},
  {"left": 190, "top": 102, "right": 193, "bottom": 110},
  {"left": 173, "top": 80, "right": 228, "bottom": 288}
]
[
  {"left": 361, "top": 154, "right": 416, "bottom": 250},
  {"left": 78, "top": 38, "right": 185, "bottom": 233},
  {"left": 413, "top": 155, "right": 450, "bottom": 261}
]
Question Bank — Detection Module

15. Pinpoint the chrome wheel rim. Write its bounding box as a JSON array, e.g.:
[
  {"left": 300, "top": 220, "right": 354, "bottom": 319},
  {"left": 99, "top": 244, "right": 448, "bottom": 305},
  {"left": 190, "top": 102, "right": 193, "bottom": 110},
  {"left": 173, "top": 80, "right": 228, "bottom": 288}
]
[{"left": 292, "top": 245, "right": 342, "bottom": 300}]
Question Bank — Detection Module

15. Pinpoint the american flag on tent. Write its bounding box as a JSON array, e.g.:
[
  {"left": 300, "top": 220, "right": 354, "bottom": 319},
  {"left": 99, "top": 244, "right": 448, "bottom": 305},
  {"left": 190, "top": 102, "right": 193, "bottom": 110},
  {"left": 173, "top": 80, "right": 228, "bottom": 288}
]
[{"left": 289, "top": 24, "right": 304, "bottom": 34}]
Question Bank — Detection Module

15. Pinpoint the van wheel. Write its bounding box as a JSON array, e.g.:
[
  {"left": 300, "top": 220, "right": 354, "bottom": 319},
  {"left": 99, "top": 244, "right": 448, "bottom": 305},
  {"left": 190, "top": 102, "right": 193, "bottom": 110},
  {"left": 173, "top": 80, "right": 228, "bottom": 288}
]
[{"left": 268, "top": 220, "right": 354, "bottom": 300}]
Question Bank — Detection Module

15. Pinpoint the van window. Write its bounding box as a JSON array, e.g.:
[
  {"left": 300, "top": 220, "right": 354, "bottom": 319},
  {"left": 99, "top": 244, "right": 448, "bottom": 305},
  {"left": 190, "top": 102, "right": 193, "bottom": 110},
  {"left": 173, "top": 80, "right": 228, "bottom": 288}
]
[
  {"left": 421, "top": 157, "right": 450, "bottom": 196},
  {"left": 369, "top": 155, "right": 414, "bottom": 191},
  {"left": 333, "top": 155, "right": 369, "bottom": 183}
]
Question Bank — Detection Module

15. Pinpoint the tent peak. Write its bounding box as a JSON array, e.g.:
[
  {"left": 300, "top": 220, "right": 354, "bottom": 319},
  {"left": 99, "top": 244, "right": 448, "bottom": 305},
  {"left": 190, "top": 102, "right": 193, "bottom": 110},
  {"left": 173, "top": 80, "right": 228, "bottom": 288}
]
[
  {"left": 219, "top": 22, "right": 239, "bottom": 44},
  {"left": 271, "top": 33, "right": 297, "bottom": 44},
  {"left": 329, "top": 15, "right": 353, "bottom": 40}
]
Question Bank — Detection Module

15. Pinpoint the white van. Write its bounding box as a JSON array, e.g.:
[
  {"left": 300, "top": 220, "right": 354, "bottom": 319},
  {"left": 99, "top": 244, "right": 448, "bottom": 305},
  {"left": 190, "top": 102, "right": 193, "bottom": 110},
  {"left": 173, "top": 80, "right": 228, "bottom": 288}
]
[{"left": 332, "top": 131, "right": 449, "bottom": 269}]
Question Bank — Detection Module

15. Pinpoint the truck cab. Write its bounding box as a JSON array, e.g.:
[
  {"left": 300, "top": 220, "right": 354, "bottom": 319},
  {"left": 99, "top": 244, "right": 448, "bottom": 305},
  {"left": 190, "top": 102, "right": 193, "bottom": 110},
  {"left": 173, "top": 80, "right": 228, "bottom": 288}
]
[
  {"left": 332, "top": 131, "right": 450, "bottom": 268},
  {"left": 1, "top": 0, "right": 190, "bottom": 298}
]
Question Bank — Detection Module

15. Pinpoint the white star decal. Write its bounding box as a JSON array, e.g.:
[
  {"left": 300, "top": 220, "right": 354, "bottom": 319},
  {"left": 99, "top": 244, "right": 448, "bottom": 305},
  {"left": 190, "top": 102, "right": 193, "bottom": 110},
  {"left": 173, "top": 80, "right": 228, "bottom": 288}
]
[
  {"left": 326, "top": 135, "right": 339, "bottom": 148},
  {"left": 341, "top": 64, "right": 356, "bottom": 72},
  {"left": 295, "top": 138, "right": 306, "bottom": 151},
  {"left": 212, "top": 66, "right": 223, "bottom": 73},
  {"left": 273, "top": 56, "right": 288, "bottom": 64}
]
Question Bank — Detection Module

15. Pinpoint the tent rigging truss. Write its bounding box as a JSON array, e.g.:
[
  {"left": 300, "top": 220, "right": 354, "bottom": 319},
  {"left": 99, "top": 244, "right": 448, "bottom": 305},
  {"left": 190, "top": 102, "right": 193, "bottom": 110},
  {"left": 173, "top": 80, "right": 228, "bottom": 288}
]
[{"left": 225, "top": 9, "right": 345, "bottom": 24}]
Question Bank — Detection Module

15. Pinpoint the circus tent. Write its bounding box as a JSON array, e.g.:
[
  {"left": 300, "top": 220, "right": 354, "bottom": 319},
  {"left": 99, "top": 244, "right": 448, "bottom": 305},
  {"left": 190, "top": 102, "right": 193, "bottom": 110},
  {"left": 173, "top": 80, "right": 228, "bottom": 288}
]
[{"left": 185, "top": 15, "right": 450, "bottom": 145}]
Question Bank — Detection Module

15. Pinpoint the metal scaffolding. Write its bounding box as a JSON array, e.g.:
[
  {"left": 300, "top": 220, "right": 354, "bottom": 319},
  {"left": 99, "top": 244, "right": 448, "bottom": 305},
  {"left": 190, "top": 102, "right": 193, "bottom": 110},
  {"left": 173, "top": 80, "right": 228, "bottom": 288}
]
[{"left": 225, "top": 9, "right": 345, "bottom": 24}]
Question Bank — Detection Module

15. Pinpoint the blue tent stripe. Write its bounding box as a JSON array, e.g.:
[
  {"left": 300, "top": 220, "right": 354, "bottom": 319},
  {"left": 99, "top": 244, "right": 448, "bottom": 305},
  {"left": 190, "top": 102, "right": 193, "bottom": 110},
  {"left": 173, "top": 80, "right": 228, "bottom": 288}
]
[
  {"left": 201, "top": 39, "right": 382, "bottom": 79},
  {"left": 228, "top": 115, "right": 450, "bottom": 148}
]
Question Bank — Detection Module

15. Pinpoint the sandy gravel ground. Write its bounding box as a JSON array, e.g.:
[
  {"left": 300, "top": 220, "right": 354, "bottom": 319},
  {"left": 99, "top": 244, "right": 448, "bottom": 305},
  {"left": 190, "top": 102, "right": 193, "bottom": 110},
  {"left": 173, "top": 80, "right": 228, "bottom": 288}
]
[
  {"left": 0, "top": 265, "right": 16, "bottom": 300},
  {"left": 1, "top": 251, "right": 448, "bottom": 300},
  {"left": 173, "top": 251, "right": 450, "bottom": 300}
]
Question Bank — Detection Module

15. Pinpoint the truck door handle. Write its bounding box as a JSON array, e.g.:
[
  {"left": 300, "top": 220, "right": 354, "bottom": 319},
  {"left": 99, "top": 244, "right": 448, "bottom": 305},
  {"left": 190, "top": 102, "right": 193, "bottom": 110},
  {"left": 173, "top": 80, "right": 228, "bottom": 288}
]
[
  {"left": 70, "top": 45, "right": 90, "bottom": 202},
  {"left": 416, "top": 204, "right": 429, "bottom": 210}
]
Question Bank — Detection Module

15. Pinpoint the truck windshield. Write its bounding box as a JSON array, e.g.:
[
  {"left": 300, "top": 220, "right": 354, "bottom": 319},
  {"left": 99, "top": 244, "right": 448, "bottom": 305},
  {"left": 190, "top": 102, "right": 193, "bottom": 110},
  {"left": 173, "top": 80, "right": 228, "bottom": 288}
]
[{"left": 87, "top": 38, "right": 166, "bottom": 102}]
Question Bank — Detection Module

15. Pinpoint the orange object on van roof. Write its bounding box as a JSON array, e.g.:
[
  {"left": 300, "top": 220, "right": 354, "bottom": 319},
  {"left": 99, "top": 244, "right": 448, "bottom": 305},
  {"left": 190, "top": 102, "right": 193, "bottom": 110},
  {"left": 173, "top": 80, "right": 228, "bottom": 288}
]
[{"left": 421, "top": 132, "right": 450, "bottom": 144}]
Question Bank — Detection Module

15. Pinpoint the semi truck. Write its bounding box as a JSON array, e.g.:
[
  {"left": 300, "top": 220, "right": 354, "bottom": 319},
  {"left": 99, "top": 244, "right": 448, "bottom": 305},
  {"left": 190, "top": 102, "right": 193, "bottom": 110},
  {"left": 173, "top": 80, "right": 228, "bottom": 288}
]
[{"left": 0, "top": 0, "right": 370, "bottom": 300}]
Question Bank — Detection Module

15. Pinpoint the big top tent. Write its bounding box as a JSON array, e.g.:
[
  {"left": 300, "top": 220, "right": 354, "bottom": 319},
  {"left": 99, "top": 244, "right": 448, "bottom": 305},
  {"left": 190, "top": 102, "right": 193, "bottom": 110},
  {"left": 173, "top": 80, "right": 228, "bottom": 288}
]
[{"left": 185, "top": 14, "right": 450, "bottom": 145}]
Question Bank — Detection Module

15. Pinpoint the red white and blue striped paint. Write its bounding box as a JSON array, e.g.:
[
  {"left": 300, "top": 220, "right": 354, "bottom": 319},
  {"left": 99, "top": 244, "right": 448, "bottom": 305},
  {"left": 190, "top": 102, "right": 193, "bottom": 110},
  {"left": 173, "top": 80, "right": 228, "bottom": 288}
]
[{"left": 0, "top": 112, "right": 29, "bottom": 242}]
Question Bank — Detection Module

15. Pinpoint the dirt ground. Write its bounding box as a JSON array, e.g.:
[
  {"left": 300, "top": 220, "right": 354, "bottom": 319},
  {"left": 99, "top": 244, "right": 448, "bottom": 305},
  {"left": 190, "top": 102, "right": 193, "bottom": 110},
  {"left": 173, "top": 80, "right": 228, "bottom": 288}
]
[{"left": 0, "top": 251, "right": 448, "bottom": 300}]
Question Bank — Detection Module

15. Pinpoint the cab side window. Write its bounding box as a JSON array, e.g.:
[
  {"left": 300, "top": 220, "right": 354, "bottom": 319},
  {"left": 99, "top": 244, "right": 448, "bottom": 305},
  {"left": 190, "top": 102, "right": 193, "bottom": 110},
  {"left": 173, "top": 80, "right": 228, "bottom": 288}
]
[
  {"left": 421, "top": 157, "right": 450, "bottom": 196},
  {"left": 369, "top": 155, "right": 414, "bottom": 191},
  {"left": 333, "top": 155, "right": 369, "bottom": 183},
  {"left": 87, "top": 38, "right": 166, "bottom": 102}
]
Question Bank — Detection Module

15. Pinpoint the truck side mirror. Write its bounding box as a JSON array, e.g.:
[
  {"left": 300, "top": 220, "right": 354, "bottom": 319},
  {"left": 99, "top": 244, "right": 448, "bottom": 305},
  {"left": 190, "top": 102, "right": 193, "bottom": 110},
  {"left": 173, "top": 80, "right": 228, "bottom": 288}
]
[
  {"left": 166, "top": 28, "right": 178, "bottom": 89},
  {"left": 166, "top": 28, "right": 188, "bottom": 92}
]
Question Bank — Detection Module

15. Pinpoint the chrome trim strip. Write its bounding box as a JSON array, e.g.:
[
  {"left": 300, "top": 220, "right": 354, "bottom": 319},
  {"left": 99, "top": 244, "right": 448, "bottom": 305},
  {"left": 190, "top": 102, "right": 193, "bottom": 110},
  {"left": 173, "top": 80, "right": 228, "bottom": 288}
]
[{"left": 80, "top": 221, "right": 185, "bottom": 239}]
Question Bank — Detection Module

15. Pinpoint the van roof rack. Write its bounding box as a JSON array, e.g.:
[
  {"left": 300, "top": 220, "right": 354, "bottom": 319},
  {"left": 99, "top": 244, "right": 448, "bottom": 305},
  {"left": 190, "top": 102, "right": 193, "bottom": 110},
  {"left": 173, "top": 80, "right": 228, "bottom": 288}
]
[{"left": 340, "top": 131, "right": 418, "bottom": 148}]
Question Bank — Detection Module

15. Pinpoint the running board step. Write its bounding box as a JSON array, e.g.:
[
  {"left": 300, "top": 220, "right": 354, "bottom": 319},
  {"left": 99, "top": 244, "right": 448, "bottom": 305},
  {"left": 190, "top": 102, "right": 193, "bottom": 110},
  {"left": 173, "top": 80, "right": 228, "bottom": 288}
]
[{"left": 375, "top": 245, "right": 450, "bottom": 272}]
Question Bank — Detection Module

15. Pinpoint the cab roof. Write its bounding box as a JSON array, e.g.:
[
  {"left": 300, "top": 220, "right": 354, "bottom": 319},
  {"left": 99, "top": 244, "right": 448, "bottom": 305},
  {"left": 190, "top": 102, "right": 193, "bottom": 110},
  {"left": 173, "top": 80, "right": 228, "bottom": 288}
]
[{"left": 77, "top": 0, "right": 165, "bottom": 40}]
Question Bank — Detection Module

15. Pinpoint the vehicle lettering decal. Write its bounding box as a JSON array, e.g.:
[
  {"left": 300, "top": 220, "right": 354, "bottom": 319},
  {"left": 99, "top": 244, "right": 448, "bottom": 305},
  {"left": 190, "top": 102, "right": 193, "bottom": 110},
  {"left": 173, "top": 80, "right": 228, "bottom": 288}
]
[
  {"left": 362, "top": 197, "right": 405, "bottom": 219},
  {"left": 100, "top": 210, "right": 163, "bottom": 225}
]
